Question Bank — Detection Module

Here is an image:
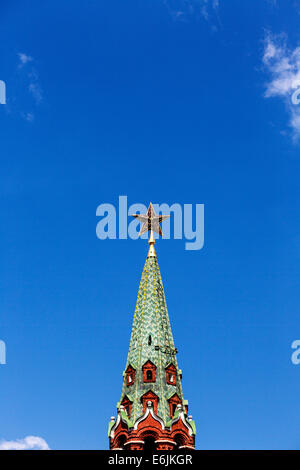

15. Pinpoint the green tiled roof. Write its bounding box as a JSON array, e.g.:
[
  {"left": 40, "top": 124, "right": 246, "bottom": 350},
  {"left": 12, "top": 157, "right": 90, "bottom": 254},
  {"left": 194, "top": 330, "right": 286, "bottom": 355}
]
[
  {"left": 107, "top": 419, "right": 115, "bottom": 437},
  {"left": 189, "top": 419, "right": 196, "bottom": 435},
  {"left": 120, "top": 410, "right": 133, "bottom": 428},
  {"left": 118, "top": 253, "right": 185, "bottom": 426}
]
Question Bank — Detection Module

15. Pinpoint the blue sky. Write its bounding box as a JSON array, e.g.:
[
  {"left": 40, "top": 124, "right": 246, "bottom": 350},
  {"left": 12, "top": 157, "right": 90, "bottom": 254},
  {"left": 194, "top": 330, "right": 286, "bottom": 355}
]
[{"left": 0, "top": 0, "right": 300, "bottom": 450}]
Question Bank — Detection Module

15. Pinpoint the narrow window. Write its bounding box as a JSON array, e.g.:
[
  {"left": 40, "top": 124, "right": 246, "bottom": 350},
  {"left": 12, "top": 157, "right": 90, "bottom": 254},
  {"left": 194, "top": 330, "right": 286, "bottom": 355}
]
[
  {"left": 143, "top": 360, "right": 156, "bottom": 382},
  {"left": 166, "top": 365, "right": 176, "bottom": 385},
  {"left": 148, "top": 335, "right": 152, "bottom": 345},
  {"left": 146, "top": 370, "right": 153, "bottom": 381},
  {"left": 126, "top": 366, "right": 135, "bottom": 386}
]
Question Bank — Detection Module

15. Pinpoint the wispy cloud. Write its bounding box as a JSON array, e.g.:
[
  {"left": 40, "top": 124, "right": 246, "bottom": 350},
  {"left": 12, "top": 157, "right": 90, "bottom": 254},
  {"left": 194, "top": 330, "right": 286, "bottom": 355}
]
[
  {"left": 0, "top": 436, "right": 50, "bottom": 450},
  {"left": 262, "top": 32, "right": 300, "bottom": 141},
  {"left": 18, "top": 52, "right": 33, "bottom": 68},
  {"left": 29, "top": 82, "right": 42, "bottom": 105},
  {"left": 293, "top": 0, "right": 300, "bottom": 14},
  {"left": 266, "top": 0, "right": 277, "bottom": 7},
  {"left": 163, "top": 0, "right": 220, "bottom": 25},
  {"left": 23, "top": 112, "right": 35, "bottom": 122},
  {"left": 163, "top": 0, "right": 283, "bottom": 24},
  {"left": 15, "top": 52, "right": 43, "bottom": 121}
]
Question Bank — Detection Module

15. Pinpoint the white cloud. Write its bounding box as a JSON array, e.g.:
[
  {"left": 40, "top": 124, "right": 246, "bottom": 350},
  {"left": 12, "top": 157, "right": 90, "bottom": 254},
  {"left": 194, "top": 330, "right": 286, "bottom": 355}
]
[
  {"left": 263, "top": 32, "right": 300, "bottom": 140},
  {"left": 164, "top": 0, "right": 280, "bottom": 23},
  {"left": 0, "top": 436, "right": 50, "bottom": 450},
  {"left": 163, "top": 0, "right": 220, "bottom": 23},
  {"left": 24, "top": 112, "right": 34, "bottom": 122},
  {"left": 16, "top": 52, "right": 43, "bottom": 118},
  {"left": 29, "top": 82, "right": 42, "bottom": 104},
  {"left": 266, "top": 0, "right": 277, "bottom": 6},
  {"left": 18, "top": 52, "right": 33, "bottom": 68}
]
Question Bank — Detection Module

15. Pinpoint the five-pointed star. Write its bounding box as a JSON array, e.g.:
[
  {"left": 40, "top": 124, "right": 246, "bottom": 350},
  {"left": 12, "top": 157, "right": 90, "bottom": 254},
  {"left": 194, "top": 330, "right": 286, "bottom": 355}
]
[{"left": 132, "top": 202, "right": 170, "bottom": 237}]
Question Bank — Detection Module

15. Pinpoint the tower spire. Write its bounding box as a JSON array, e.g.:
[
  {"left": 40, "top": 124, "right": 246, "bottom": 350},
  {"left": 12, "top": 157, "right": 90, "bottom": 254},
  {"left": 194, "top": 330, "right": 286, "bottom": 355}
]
[
  {"left": 108, "top": 203, "right": 196, "bottom": 451},
  {"left": 148, "top": 229, "right": 156, "bottom": 258}
]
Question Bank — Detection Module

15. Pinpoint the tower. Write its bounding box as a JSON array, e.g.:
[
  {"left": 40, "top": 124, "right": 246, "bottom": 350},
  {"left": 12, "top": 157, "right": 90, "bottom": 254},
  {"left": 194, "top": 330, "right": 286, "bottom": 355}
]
[{"left": 108, "top": 204, "right": 196, "bottom": 451}]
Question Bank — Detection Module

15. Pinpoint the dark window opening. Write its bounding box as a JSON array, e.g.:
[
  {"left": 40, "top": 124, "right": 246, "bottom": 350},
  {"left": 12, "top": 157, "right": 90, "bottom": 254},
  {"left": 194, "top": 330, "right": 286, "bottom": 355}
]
[
  {"left": 172, "top": 403, "right": 177, "bottom": 416},
  {"left": 174, "top": 434, "right": 185, "bottom": 448},
  {"left": 148, "top": 335, "right": 152, "bottom": 345},
  {"left": 117, "top": 435, "right": 127, "bottom": 449},
  {"left": 146, "top": 370, "right": 153, "bottom": 381},
  {"left": 144, "top": 436, "right": 156, "bottom": 452}
]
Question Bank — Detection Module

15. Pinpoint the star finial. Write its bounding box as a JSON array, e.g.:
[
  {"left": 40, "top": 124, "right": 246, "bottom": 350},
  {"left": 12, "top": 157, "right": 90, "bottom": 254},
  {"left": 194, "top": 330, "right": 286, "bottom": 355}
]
[{"left": 131, "top": 203, "right": 170, "bottom": 257}]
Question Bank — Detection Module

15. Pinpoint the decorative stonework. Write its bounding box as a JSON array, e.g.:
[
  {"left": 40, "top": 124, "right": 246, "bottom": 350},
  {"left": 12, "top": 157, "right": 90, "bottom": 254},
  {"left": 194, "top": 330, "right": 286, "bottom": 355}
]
[{"left": 109, "top": 401, "right": 195, "bottom": 450}]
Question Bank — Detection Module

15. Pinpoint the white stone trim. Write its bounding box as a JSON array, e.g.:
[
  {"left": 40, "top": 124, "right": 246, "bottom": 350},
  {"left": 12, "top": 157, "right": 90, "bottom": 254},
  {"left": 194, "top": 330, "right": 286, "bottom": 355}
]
[
  {"left": 170, "top": 406, "right": 194, "bottom": 436},
  {"left": 155, "top": 439, "right": 175, "bottom": 445},
  {"left": 109, "top": 414, "right": 121, "bottom": 438},
  {"left": 124, "top": 440, "right": 144, "bottom": 446},
  {"left": 109, "top": 406, "right": 132, "bottom": 438},
  {"left": 134, "top": 401, "right": 165, "bottom": 431}
]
